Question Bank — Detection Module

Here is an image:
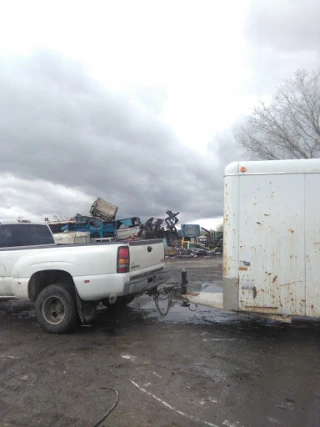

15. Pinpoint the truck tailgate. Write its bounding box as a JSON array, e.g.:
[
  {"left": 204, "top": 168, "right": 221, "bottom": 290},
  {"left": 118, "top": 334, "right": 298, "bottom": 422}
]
[{"left": 129, "top": 239, "right": 165, "bottom": 277}]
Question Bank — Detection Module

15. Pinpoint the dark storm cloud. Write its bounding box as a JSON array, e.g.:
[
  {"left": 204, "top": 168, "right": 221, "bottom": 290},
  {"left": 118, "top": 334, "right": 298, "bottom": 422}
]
[
  {"left": 244, "top": 0, "right": 320, "bottom": 96},
  {"left": 210, "top": 129, "right": 244, "bottom": 167},
  {"left": 0, "top": 52, "right": 229, "bottom": 222},
  {"left": 0, "top": 174, "right": 93, "bottom": 220}
]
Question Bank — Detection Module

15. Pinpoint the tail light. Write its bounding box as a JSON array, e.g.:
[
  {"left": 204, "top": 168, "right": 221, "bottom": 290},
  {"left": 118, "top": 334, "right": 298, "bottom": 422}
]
[{"left": 117, "top": 246, "right": 130, "bottom": 273}]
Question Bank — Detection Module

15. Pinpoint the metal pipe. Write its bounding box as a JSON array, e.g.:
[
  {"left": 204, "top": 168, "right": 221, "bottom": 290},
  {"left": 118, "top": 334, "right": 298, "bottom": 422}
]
[{"left": 181, "top": 269, "right": 188, "bottom": 294}]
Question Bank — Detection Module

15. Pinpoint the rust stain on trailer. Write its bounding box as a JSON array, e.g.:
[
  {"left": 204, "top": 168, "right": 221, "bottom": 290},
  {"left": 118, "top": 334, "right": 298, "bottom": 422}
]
[
  {"left": 280, "top": 281, "right": 303, "bottom": 287},
  {"left": 244, "top": 306, "right": 279, "bottom": 313},
  {"left": 273, "top": 275, "right": 278, "bottom": 283},
  {"left": 223, "top": 255, "right": 230, "bottom": 277}
]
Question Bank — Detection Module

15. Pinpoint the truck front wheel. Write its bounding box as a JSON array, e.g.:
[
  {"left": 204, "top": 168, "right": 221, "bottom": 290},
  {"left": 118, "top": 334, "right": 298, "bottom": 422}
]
[{"left": 35, "top": 284, "right": 78, "bottom": 334}]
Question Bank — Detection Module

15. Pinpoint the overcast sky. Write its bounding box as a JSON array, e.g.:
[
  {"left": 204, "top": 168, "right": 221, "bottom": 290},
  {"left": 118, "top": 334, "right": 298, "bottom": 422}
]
[{"left": 0, "top": 0, "right": 319, "bottom": 228}]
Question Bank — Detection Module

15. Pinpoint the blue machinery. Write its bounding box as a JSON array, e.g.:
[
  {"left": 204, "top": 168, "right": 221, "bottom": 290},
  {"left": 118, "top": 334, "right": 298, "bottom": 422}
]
[{"left": 60, "top": 215, "right": 141, "bottom": 238}]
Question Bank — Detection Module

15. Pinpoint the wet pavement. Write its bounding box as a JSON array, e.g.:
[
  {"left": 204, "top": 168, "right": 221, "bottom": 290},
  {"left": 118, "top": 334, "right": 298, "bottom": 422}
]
[{"left": 0, "top": 258, "right": 319, "bottom": 427}]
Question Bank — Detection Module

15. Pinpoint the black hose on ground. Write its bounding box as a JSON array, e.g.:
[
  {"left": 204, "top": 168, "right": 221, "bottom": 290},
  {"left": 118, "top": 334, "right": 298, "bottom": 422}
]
[{"left": 93, "top": 387, "right": 119, "bottom": 427}]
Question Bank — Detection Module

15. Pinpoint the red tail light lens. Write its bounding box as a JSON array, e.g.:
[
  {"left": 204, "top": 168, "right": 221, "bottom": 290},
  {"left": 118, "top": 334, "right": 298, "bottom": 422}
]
[{"left": 117, "top": 246, "right": 129, "bottom": 273}]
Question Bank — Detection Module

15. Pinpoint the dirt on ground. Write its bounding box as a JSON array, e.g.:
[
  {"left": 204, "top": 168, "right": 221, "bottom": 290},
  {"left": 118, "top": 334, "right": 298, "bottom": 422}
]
[{"left": 0, "top": 258, "right": 319, "bottom": 427}]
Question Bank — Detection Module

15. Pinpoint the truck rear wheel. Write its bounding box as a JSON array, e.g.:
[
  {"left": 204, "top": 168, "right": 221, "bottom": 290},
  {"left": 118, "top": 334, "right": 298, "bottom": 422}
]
[{"left": 35, "top": 284, "right": 78, "bottom": 334}]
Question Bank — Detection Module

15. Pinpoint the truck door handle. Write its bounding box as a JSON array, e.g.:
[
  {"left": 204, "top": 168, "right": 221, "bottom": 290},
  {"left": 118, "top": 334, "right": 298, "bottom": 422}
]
[{"left": 147, "top": 246, "right": 153, "bottom": 252}]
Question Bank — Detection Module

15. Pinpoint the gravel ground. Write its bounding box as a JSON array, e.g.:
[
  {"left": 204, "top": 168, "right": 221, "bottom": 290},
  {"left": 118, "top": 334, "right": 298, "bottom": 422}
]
[{"left": 0, "top": 257, "right": 319, "bottom": 427}]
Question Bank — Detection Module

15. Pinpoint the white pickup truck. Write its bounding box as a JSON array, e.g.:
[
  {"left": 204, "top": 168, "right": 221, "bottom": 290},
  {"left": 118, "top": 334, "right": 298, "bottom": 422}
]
[{"left": 0, "top": 219, "right": 169, "bottom": 333}]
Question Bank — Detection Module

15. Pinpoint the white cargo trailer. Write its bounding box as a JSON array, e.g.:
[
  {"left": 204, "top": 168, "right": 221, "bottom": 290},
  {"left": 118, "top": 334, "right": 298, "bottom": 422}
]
[{"left": 185, "top": 159, "right": 320, "bottom": 322}]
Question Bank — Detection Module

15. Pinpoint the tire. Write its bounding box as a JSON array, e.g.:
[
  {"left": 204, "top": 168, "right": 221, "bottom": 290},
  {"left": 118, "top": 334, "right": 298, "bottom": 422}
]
[{"left": 35, "top": 284, "right": 78, "bottom": 334}]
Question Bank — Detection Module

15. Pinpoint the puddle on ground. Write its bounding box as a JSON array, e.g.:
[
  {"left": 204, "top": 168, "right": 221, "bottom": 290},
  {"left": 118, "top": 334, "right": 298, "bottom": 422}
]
[
  {"left": 2, "top": 281, "right": 320, "bottom": 334},
  {"left": 186, "top": 280, "right": 222, "bottom": 293}
]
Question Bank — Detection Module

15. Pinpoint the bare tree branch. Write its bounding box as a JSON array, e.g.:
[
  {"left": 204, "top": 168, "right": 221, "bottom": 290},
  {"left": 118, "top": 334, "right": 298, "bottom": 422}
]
[{"left": 235, "top": 69, "right": 320, "bottom": 159}]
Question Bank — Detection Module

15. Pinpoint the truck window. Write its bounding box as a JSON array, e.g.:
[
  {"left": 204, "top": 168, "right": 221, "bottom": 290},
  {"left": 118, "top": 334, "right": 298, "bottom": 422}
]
[{"left": 0, "top": 224, "right": 54, "bottom": 248}]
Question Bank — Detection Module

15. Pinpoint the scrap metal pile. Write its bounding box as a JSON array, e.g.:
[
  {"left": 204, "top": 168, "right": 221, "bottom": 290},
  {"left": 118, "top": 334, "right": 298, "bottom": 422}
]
[
  {"left": 47, "top": 198, "right": 223, "bottom": 254},
  {"left": 138, "top": 210, "right": 180, "bottom": 245},
  {"left": 165, "top": 225, "right": 223, "bottom": 259},
  {"left": 165, "top": 243, "right": 221, "bottom": 259},
  {"left": 47, "top": 199, "right": 181, "bottom": 246}
]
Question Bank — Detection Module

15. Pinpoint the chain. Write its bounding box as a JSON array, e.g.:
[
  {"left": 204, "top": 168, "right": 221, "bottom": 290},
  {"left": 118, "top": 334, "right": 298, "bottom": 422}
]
[
  {"left": 150, "top": 284, "right": 199, "bottom": 316},
  {"left": 153, "top": 289, "right": 173, "bottom": 316},
  {"left": 188, "top": 303, "right": 198, "bottom": 312}
]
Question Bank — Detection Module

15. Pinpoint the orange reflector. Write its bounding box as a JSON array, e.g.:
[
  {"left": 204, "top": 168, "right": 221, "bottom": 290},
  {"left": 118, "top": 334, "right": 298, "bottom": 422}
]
[
  {"left": 240, "top": 166, "right": 246, "bottom": 173},
  {"left": 239, "top": 267, "right": 248, "bottom": 271}
]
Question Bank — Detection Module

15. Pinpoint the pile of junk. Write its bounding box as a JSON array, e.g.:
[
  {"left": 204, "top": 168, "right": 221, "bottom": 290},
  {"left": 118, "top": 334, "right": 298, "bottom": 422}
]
[
  {"left": 46, "top": 198, "right": 181, "bottom": 246},
  {"left": 165, "top": 225, "right": 223, "bottom": 259},
  {"left": 47, "top": 198, "right": 222, "bottom": 256}
]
